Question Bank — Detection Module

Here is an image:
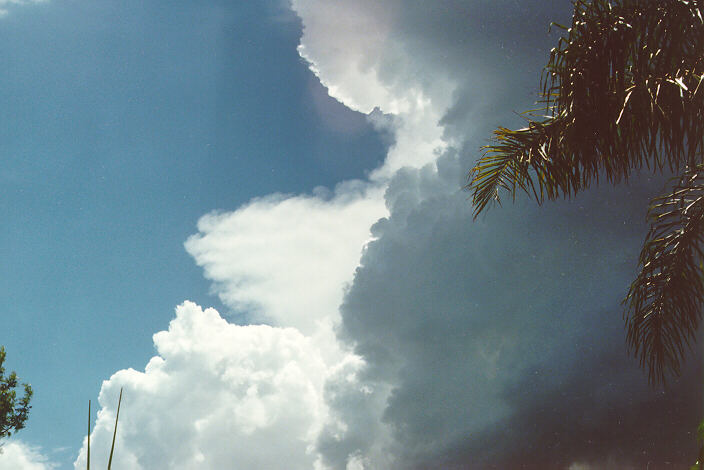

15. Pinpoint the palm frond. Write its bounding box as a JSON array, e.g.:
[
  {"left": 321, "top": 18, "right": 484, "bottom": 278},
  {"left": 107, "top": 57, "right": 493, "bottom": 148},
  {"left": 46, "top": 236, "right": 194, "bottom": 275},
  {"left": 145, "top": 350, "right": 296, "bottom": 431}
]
[
  {"left": 469, "top": 126, "right": 539, "bottom": 217},
  {"left": 469, "top": 0, "right": 704, "bottom": 216},
  {"left": 470, "top": 114, "right": 597, "bottom": 217},
  {"left": 625, "top": 166, "right": 704, "bottom": 384}
]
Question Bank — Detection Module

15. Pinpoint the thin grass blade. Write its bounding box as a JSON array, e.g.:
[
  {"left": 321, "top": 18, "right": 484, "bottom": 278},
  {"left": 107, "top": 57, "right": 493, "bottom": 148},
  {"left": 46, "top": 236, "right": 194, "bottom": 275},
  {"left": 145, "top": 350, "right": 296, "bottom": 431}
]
[
  {"left": 107, "top": 388, "right": 122, "bottom": 470},
  {"left": 87, "top": 400, "right": 91, "bottom": 470}
]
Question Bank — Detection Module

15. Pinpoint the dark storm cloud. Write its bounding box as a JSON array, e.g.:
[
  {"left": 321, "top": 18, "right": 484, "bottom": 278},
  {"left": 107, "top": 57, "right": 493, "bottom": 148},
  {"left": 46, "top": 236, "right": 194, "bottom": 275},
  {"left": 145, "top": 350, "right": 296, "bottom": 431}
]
[
  {"left": 388, "top": 0, "right": 575, "bottom": 142},
  {"left": 293, "top": 1, "right": 704, "bottom": 468},
  {"left": 326, "top": 152, "right": 702, "bottom": 469}
]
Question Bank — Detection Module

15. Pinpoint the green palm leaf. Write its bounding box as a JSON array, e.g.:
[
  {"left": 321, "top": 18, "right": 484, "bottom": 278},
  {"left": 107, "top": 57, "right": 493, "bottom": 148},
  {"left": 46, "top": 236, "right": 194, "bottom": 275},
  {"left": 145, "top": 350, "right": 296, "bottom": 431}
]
[
  {"left": 469, "top": 0, "right": 704, "bottom": 217},
  {"left": 469, "top": 0, "right": 704, "bottom": 383}
]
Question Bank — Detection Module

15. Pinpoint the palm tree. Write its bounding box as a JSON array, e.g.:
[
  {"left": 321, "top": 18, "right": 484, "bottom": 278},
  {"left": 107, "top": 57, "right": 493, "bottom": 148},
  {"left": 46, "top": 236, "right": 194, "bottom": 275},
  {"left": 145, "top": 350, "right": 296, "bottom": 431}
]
[{"left": 468, "top": 0, "right": 704, "bottom": 384}]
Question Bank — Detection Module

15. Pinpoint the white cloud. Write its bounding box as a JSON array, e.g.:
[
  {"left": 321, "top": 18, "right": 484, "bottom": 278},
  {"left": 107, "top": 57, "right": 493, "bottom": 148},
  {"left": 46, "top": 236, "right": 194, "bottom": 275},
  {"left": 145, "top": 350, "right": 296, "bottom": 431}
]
[
  {"left": 74, "top": 301, "right": 335, "bottom": 470},
  {"left": 292, "top": 1, "right": 400, "bottom": 115},
  {"left": 292, "top": 0, "right": 455, "bottom": 179},
  {"left": 0, "top": 441, "right": 56, "bottom": 470},
  {"left": 185, "top": 181, "right": 386, "bottom": 335}
]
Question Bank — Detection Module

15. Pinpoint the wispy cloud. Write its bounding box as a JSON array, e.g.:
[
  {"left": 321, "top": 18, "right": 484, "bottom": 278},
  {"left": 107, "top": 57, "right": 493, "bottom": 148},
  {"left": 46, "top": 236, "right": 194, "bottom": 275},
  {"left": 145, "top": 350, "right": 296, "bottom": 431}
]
[
  {"left": 0, "top": 440, "right": 56, "bottom": 470},
  {"left": 185, "top": 182, "right": 386, "bottom": 335},
  {"left": 0, "top": 0, "right": 46, "bottom": 17}
]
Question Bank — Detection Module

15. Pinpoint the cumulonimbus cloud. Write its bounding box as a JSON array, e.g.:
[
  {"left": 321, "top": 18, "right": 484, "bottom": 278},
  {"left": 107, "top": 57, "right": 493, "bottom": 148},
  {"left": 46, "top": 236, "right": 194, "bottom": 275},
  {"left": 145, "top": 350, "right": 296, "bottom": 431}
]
[
  {"left": 77, "top": 1, "right": 702, "bottom": 469},
  {"left": 74, "top": 302, "right": 335, "bottom": 470},
  {"left": 292, "top": 1, "right": 702, "bottom": 469}
]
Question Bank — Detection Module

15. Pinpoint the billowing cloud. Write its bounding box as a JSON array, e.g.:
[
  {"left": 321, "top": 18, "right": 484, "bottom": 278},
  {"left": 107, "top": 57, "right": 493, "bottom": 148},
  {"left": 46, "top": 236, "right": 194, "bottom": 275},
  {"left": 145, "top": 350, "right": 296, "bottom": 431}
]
[
  {"left": 291, "top": 1, "right": 703, "bottom": 469},
  {"left": 74, "top": 302, "right": 334, "bottom": 470},
  {"left": 322, "top": 160, "right": 702, "bottom": 469},
  {"left": 292, "top": 0, "right": 454, "bottom": 179},
  {"left": 79, "top": 1, "right": 702, "bottom": 469},
  {"left": 76, "top": 183, "right": 386, "bottom": 468},
  {"left": 0, "top": 441, "right": 56, "bottom": 470}
]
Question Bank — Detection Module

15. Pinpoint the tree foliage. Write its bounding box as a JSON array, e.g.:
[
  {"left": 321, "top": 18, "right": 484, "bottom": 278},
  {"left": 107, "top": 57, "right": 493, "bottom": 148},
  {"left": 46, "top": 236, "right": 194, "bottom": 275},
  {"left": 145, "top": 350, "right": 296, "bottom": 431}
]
[
  {"left": 0, "top": 346, "right": 32, "bottom": 440},
  {"left": 467, "top": 0, "right": 704, "bottom": 384}
]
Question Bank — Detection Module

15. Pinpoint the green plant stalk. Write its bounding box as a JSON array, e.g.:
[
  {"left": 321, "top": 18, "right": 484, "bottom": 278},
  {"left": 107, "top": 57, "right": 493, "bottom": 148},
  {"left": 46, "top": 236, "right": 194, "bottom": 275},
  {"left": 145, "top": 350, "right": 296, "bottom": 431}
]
[
  {"left": 86, "top": 400, "right": 90, "bottom": 470},
  {"left": 107, "top": 389, "right": 122, "bottom": 470},
  {"left": 86, "top": 388, "right": 122, "bottom": 470}
]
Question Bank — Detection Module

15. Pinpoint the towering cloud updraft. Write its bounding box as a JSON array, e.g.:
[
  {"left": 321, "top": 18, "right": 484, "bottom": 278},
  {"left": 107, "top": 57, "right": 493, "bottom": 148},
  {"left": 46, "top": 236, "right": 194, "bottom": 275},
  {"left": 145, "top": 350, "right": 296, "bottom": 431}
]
[{"left": 78, "top": 2, "right": 702, "bottom": 469}]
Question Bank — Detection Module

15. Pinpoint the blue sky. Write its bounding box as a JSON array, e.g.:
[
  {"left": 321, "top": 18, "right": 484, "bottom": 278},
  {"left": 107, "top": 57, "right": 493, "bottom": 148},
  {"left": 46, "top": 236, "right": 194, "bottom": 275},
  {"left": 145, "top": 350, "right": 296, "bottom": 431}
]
[
  {"left": 0, "top": 1, "right": 701, "bottom": 469},
  {"left": 1, "top": 1, "right": 385, "bottom": 467}
]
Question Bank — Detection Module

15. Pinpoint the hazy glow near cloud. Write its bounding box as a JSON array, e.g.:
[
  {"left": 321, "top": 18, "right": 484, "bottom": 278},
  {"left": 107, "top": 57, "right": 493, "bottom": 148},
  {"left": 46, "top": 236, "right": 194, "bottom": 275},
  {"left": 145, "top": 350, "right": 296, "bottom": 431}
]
[
  {"left": 185, "top": 182, "right": 386, "bottom": 334},
  {"left": 0, "top": 0, "right": 46, "bottom": 17},
  {"left": 293, "top": 0, "right": 455, "bottom": 180},
  {"left": 0, "top": 441, "right": 56, "bottom": 470}
]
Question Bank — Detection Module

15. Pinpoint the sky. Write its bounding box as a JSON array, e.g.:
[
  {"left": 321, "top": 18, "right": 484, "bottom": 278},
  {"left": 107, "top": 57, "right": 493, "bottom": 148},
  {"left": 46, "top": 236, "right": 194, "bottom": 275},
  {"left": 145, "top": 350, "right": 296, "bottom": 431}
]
[{"left": 0, "top": 1, "right": 701, "bottom": 469}]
